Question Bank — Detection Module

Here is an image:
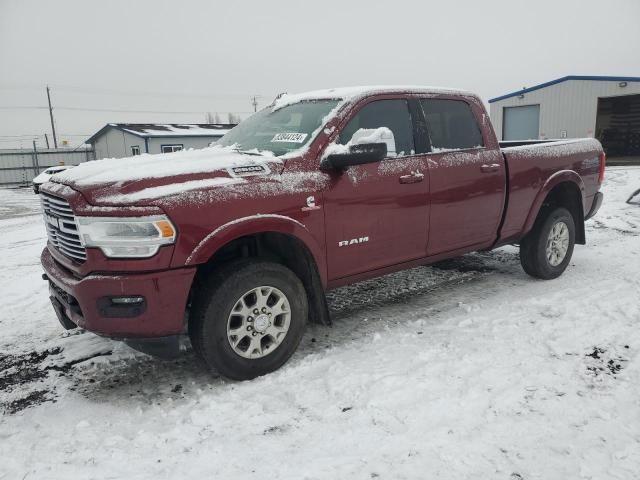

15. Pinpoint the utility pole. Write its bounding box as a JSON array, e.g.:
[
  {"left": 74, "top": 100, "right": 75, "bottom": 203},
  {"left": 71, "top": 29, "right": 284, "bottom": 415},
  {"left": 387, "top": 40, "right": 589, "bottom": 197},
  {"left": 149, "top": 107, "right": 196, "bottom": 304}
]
[
  {"left": 251, "top": 95, "right": 258, "bottom": 112},
  {"left": 46, "top": 85, "right": 58, "bottom": 149},
  {"left": 44, "top": 133, "right": 50, "bottom": 148},
  {"left": 32, "top": 139, "right": 40, "bottom": 174}
]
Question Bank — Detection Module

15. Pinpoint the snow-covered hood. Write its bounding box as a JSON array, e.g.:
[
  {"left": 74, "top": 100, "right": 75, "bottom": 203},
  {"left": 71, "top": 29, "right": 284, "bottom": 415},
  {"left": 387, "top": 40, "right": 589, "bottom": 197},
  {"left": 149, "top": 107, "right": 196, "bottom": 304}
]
[
  {"left": 33, "top": 165, "right": 75, "bottom": 185},
  {"left": 50, "top": 146, "right": 282, "bottom": 205}
]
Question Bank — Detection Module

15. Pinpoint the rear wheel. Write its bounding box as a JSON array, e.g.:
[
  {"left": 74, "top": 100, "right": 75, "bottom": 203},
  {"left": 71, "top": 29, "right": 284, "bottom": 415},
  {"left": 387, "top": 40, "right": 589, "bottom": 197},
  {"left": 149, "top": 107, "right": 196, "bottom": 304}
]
[
  {"left": 189, "top": 260, "right": 308, "bottom": 380},
  {"left": 520, "top": 207, "right": 575, "bottom": 280}
]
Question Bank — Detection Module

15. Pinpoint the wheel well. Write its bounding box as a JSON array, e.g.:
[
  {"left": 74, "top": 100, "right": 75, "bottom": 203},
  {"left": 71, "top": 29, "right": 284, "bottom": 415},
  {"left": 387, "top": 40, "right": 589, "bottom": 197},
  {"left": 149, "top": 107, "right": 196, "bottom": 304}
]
[
  {"left": 540, "top": 182, "right": 585, "bottom": 244},
  {"left": 193, "top": 232, "right": 330, "bottom": 325}
]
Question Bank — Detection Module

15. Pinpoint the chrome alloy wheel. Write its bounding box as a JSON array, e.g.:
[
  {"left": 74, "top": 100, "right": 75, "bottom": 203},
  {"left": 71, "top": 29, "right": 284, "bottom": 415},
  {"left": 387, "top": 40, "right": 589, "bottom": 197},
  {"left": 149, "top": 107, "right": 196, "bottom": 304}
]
[
  {"left": 226, "top": 286, "right": 291, "bottom": 359},
  {"left": 546, "top": 221, "right": 570, "bottom": 267}
]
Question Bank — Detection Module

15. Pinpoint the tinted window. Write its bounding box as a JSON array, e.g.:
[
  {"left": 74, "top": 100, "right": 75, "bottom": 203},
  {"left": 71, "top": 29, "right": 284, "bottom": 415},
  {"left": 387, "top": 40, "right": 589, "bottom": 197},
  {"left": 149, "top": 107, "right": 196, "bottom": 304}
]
[
  {"left": 420, "top": 99, "right": 483, "bottom": 151},
  {"left": 339, "top": 99, "right": 414, "bottom": 156}
]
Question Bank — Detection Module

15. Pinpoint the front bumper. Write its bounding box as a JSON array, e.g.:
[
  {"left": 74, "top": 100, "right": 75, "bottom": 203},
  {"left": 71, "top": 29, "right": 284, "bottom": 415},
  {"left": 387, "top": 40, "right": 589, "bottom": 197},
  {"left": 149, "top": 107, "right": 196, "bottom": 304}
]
[
  {"left": 585, "top": 191, "right": 604, "bottom": 220},
  {"left": 41, "top": 247, "right": 196, "bottom": 338}
]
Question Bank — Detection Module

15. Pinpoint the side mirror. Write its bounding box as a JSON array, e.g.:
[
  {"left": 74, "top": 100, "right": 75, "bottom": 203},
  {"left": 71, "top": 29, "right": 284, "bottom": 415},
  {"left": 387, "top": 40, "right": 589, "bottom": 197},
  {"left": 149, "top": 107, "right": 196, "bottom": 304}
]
[{"left": 321, "top": 143, "right": 387, "bottom": 170}]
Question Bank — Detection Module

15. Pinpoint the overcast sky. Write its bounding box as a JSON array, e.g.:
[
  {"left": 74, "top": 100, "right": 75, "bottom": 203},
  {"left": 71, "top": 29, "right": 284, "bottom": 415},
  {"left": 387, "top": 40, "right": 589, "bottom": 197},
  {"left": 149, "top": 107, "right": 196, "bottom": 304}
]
[{"left": 1, "top": 0, "right": 639, "bottom": 148}]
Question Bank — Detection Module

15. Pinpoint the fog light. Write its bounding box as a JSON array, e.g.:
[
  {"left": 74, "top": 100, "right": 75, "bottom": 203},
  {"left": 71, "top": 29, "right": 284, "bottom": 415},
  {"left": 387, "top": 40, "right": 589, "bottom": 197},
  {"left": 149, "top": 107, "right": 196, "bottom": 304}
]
[
  {"left": 97, "top": 296, "right": 147, "bottom": 318},
  {"left": 111, "top": 296, "right": 144, "bottom": 305}
]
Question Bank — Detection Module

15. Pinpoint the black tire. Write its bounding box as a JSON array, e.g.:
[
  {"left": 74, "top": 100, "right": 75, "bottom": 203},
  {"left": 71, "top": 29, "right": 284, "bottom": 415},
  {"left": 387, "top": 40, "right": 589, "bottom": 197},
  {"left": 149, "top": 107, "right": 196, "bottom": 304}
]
[
  {"left": 189, "top": 260, "right": 308, "bottom": 380},
  {"left": 520, "top": 207, "right": 576, "bottom": 280}
]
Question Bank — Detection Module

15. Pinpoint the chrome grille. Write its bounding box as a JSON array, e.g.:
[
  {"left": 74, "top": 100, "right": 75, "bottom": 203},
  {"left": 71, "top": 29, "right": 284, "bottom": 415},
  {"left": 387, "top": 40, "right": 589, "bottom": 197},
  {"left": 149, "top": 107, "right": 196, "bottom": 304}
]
[{"left": 40, "top": 192, "right": 86, "bottom": 262}]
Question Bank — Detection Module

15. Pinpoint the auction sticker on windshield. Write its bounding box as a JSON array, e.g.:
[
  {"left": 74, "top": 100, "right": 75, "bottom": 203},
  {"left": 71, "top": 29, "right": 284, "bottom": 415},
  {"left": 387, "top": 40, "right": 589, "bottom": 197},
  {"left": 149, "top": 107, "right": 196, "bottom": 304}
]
[{"left": 271, "top": 133, "right": 308, "bottom": 143}]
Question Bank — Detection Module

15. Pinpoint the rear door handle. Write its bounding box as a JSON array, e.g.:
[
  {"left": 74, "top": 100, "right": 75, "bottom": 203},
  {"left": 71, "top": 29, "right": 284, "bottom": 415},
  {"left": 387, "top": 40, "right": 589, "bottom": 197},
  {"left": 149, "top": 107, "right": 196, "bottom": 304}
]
[
  {"left": 480, "top": 163, "right": 501, "bottom": 173},
  {"left": 399, "top": 172, "right": 425, "bottom": 184}
]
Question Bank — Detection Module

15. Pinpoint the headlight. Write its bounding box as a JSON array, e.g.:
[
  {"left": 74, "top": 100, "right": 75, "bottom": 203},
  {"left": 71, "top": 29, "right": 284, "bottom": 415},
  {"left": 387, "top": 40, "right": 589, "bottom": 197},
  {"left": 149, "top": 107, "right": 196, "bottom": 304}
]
[{"left": 76, "top": 215, "right": 176, "bottom": 258}]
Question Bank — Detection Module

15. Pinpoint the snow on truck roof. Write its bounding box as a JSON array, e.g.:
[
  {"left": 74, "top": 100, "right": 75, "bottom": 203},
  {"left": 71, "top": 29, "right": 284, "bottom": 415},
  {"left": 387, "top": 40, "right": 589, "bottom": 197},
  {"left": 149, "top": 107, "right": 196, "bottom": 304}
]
[
  {"left": 272, "top": 85, "right": 474, "bottom": 110},
  {"left": 119, "top": 123, "right": 233, "bottom": 137}
]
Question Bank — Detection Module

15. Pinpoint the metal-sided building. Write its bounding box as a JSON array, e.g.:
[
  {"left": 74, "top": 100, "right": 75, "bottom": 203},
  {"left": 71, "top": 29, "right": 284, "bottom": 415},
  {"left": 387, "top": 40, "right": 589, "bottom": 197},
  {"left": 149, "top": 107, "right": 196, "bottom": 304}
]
[
  {"left": 489, "top": 76, "right": 640, "bottom": 160},
  {"left": 86, "top": 123, "right": 235, "bottom": 160}
]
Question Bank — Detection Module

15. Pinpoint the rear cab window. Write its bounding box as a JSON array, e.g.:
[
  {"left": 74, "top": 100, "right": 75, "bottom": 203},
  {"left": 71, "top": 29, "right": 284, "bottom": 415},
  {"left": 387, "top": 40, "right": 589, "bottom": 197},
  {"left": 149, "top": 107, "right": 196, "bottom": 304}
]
[
  {"left": 338, "top": 99, "right": 415, "bottom": 157},
  {"left": 420, "top": 99, "right": 484, "bottom": 152}
]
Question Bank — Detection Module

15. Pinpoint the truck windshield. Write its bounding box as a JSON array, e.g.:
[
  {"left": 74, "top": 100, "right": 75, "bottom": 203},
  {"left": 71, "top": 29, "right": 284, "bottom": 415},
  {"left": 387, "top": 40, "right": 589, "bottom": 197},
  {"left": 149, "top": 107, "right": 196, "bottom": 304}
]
[{"left": 218, "top": 100, "right": 340, "bottom": 156}]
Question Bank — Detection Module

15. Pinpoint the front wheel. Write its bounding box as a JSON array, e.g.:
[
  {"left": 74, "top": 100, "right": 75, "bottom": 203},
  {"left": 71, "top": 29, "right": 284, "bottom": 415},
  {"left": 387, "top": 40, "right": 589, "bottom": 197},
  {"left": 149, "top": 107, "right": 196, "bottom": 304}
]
[
  {"left": 189, "top": 260, "right": 308, "bottom": 380},
  {"left": 520, "top": 207, "right": 576, "bottom": 280}
]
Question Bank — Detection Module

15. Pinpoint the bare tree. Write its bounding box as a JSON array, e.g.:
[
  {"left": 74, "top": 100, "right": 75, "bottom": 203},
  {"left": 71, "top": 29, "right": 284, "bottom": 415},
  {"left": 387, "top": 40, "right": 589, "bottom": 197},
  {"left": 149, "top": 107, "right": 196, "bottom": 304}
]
[{"left": 205, "top": 112, "right": 215, "bottom": 124}]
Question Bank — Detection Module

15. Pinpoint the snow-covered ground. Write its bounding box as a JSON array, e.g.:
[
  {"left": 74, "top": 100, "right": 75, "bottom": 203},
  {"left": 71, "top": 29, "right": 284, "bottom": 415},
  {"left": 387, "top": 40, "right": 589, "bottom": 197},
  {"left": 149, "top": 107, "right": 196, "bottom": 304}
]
[{"left": 1, "top": 168, "right": 639, "bottom": 479}]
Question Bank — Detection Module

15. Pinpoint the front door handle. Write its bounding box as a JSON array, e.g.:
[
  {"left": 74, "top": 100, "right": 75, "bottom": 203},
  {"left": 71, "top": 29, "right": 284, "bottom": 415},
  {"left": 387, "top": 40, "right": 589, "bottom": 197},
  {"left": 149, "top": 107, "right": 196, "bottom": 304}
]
[
  {"left": 480, "top": 163, "right": 501, "bottom": 173},
  {"left": 399, "top": 172, "right": 424, "bottom": 184}
]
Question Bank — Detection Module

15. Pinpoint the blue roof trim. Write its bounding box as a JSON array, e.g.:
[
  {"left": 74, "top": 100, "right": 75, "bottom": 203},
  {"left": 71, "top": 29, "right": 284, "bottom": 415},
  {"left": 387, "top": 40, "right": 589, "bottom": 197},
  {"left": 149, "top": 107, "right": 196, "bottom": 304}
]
[{"left": 488, "top": 75, "right": 640, "bottom": 103}]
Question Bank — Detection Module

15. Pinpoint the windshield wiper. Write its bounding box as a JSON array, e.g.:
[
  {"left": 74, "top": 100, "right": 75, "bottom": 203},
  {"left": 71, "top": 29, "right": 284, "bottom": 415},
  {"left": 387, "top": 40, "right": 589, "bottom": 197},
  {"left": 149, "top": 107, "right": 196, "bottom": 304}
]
[{"left": 231, "top": 146, "right": 264, "bottom": 156}]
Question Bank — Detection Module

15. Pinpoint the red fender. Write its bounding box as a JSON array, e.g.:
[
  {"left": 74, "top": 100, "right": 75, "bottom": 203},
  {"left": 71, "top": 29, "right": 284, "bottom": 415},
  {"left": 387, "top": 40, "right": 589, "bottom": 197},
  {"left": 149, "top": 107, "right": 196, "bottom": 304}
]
[
  {"left": 184, "top": 214, "right": 327, "bottom": 286},
  {"left": 522, "top": 170, "right": 586, "bottom": 236}
]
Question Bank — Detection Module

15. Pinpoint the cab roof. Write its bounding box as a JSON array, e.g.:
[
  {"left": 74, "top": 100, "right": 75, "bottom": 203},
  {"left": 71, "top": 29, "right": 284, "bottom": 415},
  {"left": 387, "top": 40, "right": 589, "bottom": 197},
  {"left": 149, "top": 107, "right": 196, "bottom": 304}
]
[{"left": 272, "top": 85, "right": 474, "bottom": 110}]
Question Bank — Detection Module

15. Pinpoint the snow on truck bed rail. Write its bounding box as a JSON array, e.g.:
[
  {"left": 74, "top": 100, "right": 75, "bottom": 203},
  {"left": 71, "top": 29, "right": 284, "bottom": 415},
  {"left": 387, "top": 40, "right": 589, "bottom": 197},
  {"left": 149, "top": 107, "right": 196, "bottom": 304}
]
[
  {"left": 52, "top": 145, "right": 279, "bottom": 186},
  {"left": 501, "top": 138, "right": 602, "bottom": 157}
]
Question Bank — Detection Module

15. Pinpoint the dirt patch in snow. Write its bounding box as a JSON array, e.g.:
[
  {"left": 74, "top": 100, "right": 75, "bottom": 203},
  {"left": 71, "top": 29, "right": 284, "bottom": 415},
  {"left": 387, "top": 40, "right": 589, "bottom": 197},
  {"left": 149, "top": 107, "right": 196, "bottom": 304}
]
[
  {"left": 0, "top": 347, "right": 62, "bottom": 392},
  {"left": 585, "top": 346, "right": 629, "bottom": 377},
  {"left": 0, "top": 345, "right": 114, "bottom": 414},
  {"left": 3, "top": 389, "right": 51, "bottom": 415}
]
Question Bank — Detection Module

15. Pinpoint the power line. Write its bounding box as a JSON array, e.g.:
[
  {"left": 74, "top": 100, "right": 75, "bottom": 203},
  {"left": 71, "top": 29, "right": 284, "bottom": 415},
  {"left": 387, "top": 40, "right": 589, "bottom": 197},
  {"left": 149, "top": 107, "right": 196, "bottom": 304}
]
[
  {"left": 0, "top": 83, "right": 268, "bottom": 100},
  {"left": 0, "top": 133, "right": 90, "bottom": 137},
  {"left": 57, "top": 106, "right": 256, "bottom": 114},
  {"left": 0, "top": 134, "right": 45, "bottom": 137},
  {"left": 0, "top": 106, "right": 48, "bottom": 110},
  {"left": 0, "top": 105, "right": 254, "bottom": 114},
  {"left": 53, "top": 86, "right": 263, "bottom": 100}
]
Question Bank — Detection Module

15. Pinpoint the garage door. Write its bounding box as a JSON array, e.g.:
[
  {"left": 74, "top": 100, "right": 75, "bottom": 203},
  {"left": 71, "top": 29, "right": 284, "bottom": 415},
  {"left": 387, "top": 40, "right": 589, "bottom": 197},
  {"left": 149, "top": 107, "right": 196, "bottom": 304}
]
[
  {"left": 503, "top": 105, "right": 540, "bottom": 140},
  {"left": 596, "top": 94, "right": 640, "bottom": 157}
]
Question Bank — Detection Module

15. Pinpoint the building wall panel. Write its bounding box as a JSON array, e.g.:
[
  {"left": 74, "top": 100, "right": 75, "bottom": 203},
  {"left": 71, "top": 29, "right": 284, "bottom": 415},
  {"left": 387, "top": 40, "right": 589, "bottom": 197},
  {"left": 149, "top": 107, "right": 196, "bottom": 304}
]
[{"left": 490, "top": 80, "right": 640, "bottom": 140}]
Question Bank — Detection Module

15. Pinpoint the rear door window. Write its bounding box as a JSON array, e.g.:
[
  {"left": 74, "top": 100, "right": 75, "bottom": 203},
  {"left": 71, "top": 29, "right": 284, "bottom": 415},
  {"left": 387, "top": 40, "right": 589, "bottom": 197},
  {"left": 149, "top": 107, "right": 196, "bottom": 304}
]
[
  {"left": 339, "top": 99, "right": 415, "bottom": 156},
  {"left": 420, "top": 99, "right": 484, "bottom": 152}
]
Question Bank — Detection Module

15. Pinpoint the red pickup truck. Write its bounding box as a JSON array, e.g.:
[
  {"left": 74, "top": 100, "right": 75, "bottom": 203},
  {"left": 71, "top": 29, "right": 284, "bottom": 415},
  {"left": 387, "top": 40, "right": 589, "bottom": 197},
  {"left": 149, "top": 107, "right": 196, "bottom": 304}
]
[{"left": 40, "top": 86, "right": 605, "bottom": 380}]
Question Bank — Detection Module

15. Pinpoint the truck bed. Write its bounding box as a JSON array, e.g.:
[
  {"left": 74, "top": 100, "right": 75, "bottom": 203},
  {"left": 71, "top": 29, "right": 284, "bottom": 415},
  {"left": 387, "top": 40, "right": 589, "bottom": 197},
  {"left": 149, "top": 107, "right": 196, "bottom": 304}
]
[{"left": 498, "top": 138, "right": 603, "bottom": 242}]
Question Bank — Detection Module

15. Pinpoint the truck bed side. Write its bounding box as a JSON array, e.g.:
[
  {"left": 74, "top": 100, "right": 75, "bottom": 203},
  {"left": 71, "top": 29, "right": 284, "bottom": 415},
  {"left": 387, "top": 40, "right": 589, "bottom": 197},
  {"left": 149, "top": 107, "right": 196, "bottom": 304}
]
[{"left": 498, "top": 138, "right": 603, "bottom": 243}]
